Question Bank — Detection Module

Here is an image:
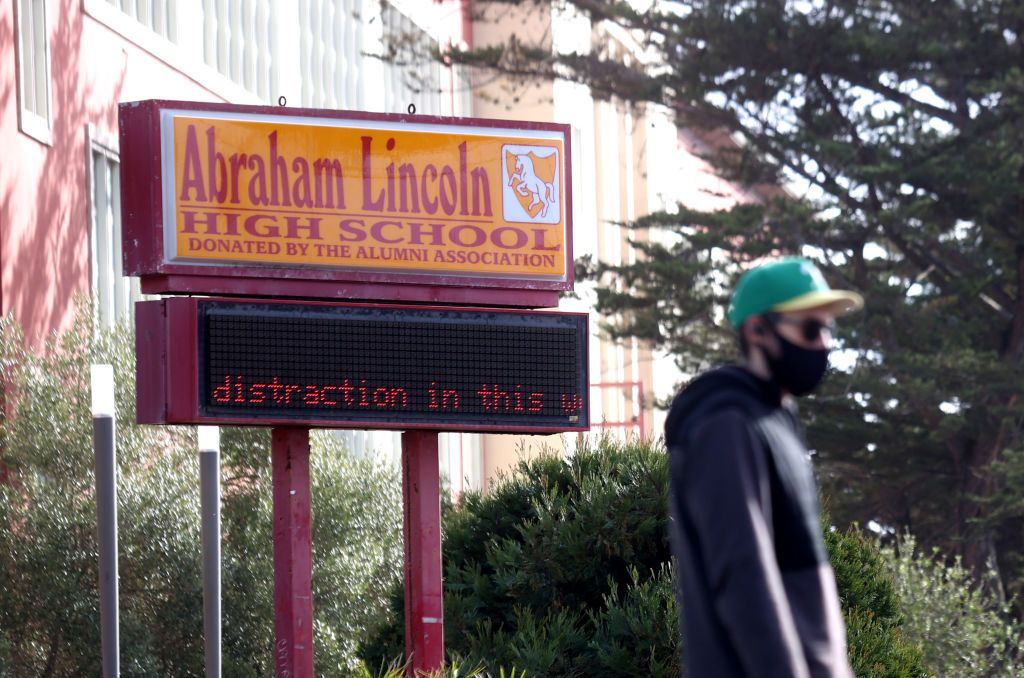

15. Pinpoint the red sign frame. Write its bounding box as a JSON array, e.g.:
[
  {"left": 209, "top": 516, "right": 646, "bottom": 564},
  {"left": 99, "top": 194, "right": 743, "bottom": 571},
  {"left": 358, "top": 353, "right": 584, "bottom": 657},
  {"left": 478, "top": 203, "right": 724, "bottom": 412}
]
[
  {"left": 119, "top": 100, "right": 574, "bottom": 308},
  {"left": 136, "top": 297, "right": 589, "bottom": 432}
]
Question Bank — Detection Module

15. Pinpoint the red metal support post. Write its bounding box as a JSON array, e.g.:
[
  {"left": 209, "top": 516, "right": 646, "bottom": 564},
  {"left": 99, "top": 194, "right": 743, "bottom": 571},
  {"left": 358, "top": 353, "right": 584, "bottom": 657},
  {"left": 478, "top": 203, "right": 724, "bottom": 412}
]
[
  {"left": 402, "top": 431, "right": 444, "bottom": 675},
  {"left": 272, "top": 427, "right": 315, "bottom": 678},
  {"left": 590, "top": 381, "right": 648, "bottom": 440}
]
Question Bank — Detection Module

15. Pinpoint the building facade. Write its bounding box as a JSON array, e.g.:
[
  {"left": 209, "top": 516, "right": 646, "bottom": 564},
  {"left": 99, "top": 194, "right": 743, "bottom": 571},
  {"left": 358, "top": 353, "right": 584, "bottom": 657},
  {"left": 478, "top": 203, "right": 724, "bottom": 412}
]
[
  {"left": 2, "top": 0, "right": 756, "bottom": 494},
  {"left": 3, "top": 0, "right": 486, "bottom": 492}
]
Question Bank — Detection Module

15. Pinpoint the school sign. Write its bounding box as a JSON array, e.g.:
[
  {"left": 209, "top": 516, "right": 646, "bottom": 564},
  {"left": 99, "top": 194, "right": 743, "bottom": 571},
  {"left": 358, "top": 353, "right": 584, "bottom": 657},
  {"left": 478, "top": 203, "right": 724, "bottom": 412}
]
[
  {"left": 121, "top": 100, "right": 586, "bottom": 678},
  {"left": 120, "top": 101, "right": 573, "bottom": 305}
]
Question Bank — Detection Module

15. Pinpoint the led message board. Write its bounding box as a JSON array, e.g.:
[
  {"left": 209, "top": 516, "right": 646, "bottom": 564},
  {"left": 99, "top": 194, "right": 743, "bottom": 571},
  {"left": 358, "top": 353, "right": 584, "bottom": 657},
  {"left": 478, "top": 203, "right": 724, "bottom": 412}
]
[
  {"left": 119, "top": 100, "right": 572, "bottom": 306},
  {"left": 136, "top": 298, "right": 589, "bottom": 432}
]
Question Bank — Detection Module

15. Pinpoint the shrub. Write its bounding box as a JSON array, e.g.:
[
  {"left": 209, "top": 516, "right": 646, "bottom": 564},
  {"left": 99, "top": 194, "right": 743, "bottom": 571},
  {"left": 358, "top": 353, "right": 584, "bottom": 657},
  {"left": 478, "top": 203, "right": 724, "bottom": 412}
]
[
  {"left": 362, "top": 436, "right": 927, "bottom": 676},
  {"left": 218, "top": 426, "right": 403, "bottom": 676},
  {"left": 0, "top": 314, "right": 403, "bottom": 676},
  {"left": 0, "top": 315, "right": 203, "bottom": 675},
  {"left": 825, "top": 527, "right": 927, "bottom": 677},
  {"left": 880, "top": 533, "right": 1024, "bottom": 678}
]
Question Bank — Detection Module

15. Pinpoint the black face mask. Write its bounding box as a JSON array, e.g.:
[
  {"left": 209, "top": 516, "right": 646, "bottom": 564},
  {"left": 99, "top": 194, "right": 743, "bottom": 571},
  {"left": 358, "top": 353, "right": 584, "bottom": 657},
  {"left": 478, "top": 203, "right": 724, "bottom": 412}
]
[{"left": 765, "top": 328, "right": 830, "bottom": 396}]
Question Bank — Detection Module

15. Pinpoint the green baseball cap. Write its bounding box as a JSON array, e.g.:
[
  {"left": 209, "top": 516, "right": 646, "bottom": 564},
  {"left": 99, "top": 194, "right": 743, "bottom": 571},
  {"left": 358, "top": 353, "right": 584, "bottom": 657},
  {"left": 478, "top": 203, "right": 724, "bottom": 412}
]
[{"left": 727, "top": 257, "right": 864, "bottom": 329}]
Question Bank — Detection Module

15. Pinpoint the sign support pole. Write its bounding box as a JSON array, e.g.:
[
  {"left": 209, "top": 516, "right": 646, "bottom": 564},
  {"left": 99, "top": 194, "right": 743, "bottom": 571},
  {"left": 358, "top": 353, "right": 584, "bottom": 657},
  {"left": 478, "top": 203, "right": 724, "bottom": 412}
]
[
  {"left": 92, "top": 365, "right": 119, "bottom": 678},
  {"left": 198, "top": 426, "right": 222, "bottom": 678},
  {"left": 272, "top": 427, "right": 315, "bottom": 678},
  {"left": 402, "top": 431, "right": 444, "bottom": 675}
]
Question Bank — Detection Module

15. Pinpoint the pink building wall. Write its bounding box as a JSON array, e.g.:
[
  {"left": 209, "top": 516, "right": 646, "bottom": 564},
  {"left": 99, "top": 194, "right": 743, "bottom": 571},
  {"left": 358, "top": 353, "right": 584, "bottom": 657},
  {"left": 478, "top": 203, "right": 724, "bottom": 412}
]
[{"left": 1, "top": 0, "right": 241, "bottom": 343}]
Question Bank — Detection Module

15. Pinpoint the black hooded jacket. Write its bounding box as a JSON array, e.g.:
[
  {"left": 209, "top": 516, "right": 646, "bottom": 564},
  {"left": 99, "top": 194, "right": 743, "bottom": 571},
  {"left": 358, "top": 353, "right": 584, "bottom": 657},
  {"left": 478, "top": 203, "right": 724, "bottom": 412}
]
[{"left": 665, "top": 365, "right": 852, "bottom": 678}]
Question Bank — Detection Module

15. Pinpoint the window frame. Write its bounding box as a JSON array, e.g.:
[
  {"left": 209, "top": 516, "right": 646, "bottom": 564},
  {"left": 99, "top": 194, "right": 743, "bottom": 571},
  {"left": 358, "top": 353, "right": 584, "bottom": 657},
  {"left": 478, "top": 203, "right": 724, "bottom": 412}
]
[
  {"left": 14, "top": 0, "right": 54, "bottom": 144},
  {"left": 87, "top": 124, "right": 139, "bottom": 328}
]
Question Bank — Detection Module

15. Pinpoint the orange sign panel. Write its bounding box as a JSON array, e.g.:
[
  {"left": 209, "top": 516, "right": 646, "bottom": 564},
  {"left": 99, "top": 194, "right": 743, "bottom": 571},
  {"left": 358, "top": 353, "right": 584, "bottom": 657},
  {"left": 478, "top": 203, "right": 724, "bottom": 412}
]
[{"left": 164, "top": 114, "right": 569, "bottom": 280}]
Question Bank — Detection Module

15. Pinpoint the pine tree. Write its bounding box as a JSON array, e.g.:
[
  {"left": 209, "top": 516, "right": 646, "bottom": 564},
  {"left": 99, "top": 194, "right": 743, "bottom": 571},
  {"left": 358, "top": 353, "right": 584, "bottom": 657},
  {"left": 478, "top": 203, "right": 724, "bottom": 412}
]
[{"left": 446, "top": 1, "right": 1024, "bottom": 601}]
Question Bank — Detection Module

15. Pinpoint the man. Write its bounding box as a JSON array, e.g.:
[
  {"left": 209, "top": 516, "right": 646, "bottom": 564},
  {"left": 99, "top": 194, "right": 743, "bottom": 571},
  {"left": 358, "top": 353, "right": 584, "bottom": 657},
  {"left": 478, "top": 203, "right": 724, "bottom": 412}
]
[{"left": 664, "top": 256, "right": 862, "bottom": 677}]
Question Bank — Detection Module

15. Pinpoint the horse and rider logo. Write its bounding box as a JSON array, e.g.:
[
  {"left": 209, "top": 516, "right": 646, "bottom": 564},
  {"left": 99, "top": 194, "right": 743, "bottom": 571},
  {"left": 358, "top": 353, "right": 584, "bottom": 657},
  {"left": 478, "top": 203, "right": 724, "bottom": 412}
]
[{"left": 502, "top": 145, "right": 561, "bottom": 225}]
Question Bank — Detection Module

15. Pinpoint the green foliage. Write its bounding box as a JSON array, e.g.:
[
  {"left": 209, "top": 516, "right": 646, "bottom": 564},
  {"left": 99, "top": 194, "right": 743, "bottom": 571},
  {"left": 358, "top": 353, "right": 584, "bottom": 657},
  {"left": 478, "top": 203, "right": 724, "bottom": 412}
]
[
  {"left": 0, "top": 314, "right": 204, "bottom": 676},
  {"left": 363, "top": 437, "right": 926, "bottom": 676},
  {"left": 0, "top": 313, "right": 403, "bottom": 676},
  {"left": 587, "top": 564, "right": 679, "bottom": 677},
  {"left": 453, "top": 0, "right": 1024, "bottom": 599},
  {"left": 218, "top": 426, "right": 404, "bottom": 677},
  {"left": 355, "top": 657, "right": 521, "bottom": 677},
  {"left": 880, "top": 534, "right": 1024, "bottom": 678},
  {"left": 826, "top": 525, "right": 902, "bottom": 627},
  {"left": 843, "top": 610, "right": 926, "bottom": 678},
  {"left": 824, "top": 526, "right": 926, "bottom": 677}
]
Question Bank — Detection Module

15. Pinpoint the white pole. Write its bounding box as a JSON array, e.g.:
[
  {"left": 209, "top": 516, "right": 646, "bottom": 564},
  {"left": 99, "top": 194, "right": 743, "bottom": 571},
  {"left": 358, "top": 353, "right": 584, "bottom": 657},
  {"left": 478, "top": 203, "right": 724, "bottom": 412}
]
[
  {"left": 91, "top": 364, "right": 119, "bottom": 678},
  {"left": 198, "top": 425, "right": 222, "bottom": 678}
]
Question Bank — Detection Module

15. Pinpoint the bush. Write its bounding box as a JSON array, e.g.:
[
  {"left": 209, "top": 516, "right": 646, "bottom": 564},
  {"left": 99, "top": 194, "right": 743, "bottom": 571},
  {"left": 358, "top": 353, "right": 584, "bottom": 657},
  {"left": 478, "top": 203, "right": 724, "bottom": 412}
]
[
  {"left": 825, "top": 527, "right": 927, "bottom": 677},
  {"left": 0, "top": 313, "right": 404, "bottom": 676},
  {"left": 362, "top": 437, "right": 927, "bottom": 676},
  {"left": 218, "top": 426, "right": 403, "bottom": 676},
  {"left": 0, "top": 315, "right": 203, "bottom": 675},
  {"left": 880, "top": 533, "right": 1024, "bottom": 678}
]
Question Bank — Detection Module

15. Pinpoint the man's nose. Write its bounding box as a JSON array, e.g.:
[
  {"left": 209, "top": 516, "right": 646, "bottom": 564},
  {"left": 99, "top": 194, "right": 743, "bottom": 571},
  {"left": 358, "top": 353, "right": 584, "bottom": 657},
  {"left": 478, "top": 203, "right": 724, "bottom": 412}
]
[{"left": 814, "top": 327, "right": 833, "bottom": 350}]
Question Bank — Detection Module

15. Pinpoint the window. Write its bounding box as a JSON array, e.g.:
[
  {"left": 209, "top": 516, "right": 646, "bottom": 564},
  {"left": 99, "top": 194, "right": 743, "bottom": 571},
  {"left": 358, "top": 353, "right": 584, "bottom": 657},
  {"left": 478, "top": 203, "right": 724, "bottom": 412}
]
[
  {"left": 15, "top": 0, "right": 52, "bottom": 143},
  {"left": 89, "top": 132, "right": 140, "bottom": 328},
  {"left": 440, "top": 432, "right": 483, "bottom": 496}
]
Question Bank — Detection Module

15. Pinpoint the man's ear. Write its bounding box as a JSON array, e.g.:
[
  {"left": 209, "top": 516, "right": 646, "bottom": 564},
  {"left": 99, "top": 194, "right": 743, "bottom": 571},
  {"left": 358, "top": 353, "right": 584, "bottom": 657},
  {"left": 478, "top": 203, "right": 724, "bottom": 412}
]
[
  {"left": 747, "top": 317, "right": 769, "bottom": 338},
  {"left": 745, "top": 317, "right": 778, "bottom": 354}
]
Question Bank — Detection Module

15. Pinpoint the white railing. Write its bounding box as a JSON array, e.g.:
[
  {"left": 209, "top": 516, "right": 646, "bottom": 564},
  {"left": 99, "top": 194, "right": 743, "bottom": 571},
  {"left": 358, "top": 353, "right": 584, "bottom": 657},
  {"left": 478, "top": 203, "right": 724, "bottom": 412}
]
[
  {"left": 292, "top": 0, "right": 448, "bottom": 114},
  {"left": 95, "top": 0, "right": 457, "bottom": 113},
  {"left": 296, "top": 0, "right": 369, "bottom": 110},
  {"left": 381, "top": 2, "right": 445, "bottom": 116},
  {"left": 201, "top": 0, "right": 274, "bottom": 100},
  {"left": 104, "top": 0, "right": 177, "bottom": 42},
  {"left": 299, "top": 0, "right": 334, "bottom": 108}
]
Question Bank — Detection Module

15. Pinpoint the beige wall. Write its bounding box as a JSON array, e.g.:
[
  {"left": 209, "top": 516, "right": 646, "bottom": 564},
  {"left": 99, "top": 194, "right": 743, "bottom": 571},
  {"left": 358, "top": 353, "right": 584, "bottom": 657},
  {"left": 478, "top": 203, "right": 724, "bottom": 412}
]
[
  {"left": 590, "top": 94, "right": 657, "bottom": 443},
  {"left": 470, "top": 13, "right": 661, "bottom": 489},
  {"left": 481, "top": 433, "right": 565, "bottom": 494},
  {"left": 470, "top": 0, "right": 568, "bottom": 486},
  {"left": 470, "top": 2, "right": 554, "bottom": 123}
]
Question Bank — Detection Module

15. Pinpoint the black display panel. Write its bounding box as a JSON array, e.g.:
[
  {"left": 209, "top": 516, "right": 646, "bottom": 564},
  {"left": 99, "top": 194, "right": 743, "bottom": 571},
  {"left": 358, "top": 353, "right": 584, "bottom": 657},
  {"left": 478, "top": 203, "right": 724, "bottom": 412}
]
[{"left": 198, "top": 301, "right": 589, "bottom": 430}]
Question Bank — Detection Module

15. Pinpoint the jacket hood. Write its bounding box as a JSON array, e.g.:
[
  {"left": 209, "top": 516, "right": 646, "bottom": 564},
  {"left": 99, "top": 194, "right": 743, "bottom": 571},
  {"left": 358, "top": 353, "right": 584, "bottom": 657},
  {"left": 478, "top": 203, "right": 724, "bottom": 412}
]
[{"left": 664, "top": 364, "right": 781, "bottom": 447}]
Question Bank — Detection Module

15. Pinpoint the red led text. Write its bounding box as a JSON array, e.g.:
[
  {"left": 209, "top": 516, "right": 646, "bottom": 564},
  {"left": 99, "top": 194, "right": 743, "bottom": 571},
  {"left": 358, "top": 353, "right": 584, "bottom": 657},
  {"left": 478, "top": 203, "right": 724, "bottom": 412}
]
[
  {"left": 213, "top": 375, "right": 409, "bottom": 409},
  {"left": 476, "top": 384, "right": 544, "bottom": 413},
  {"left": 209, "top": 375, "right": 584, "bottom": 420}
]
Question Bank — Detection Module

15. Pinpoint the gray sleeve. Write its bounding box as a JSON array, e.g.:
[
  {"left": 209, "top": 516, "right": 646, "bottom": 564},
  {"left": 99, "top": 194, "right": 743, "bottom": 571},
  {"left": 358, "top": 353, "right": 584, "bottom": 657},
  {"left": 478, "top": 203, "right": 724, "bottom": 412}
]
[{"left": 683, "top": 410, "right": 811, "bottom": 678}]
